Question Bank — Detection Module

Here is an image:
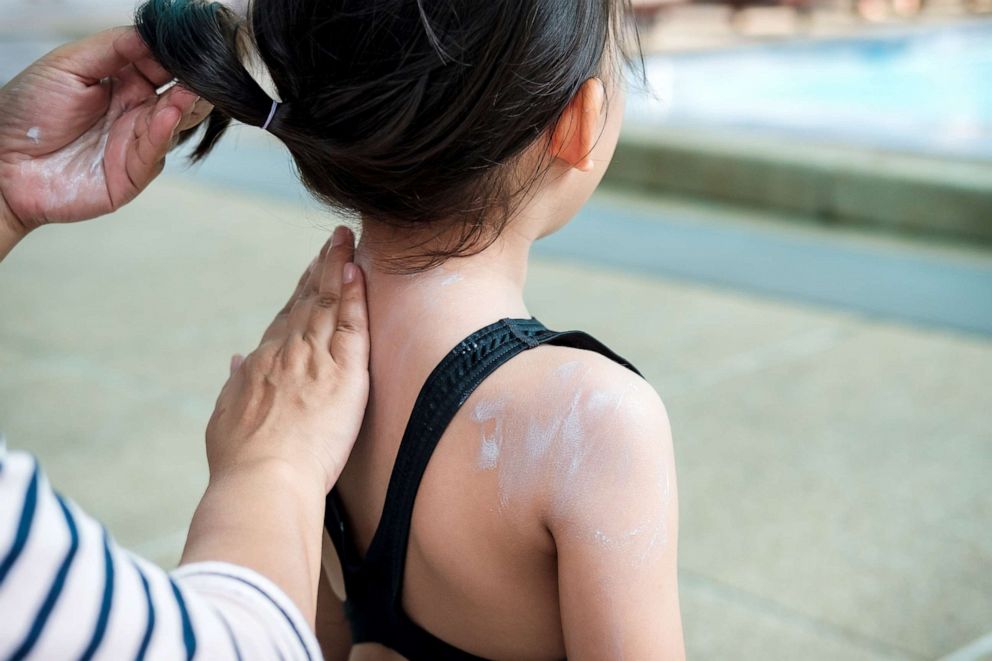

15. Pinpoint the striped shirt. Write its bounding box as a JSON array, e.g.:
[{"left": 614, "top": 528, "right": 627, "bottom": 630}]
[{"left": 0, "top": 441, "right": 323, "bottom": 660}]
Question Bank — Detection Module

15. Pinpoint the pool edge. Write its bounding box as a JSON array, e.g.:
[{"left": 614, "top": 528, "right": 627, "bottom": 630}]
[{"left": 607, "top": 124, "right": 992, "bottom": 243}]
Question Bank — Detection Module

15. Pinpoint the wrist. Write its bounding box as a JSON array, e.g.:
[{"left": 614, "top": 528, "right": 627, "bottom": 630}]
[
  {"left": 187, "top": 454, "right": 328, "bottom": 624},
  {"left": 208, "top": 455, "right": 329, "bottom": 500}
]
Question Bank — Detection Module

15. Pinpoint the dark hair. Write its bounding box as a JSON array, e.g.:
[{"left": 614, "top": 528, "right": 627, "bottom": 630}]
[{"left": 136, "top": 0, "right": 637, "bottom": 269}]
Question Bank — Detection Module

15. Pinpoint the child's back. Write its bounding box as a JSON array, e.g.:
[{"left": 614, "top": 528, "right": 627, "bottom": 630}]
[{"left": 320, "top": 258, "right": 680, "bottom": 660}]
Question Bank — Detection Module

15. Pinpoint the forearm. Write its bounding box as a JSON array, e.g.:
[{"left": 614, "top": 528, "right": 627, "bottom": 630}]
[
  {"left": 0, "top": 189, "right": 27, "bottom": 261},
  {"left": 181, "top": 459, "right": 327, "bottom": 626}
]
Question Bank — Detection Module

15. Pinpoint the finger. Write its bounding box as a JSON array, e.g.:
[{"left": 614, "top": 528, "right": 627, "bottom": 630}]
[
  {"left": 53, "top": 27, "right": 153, "bottom": 85},
  {"left": 177, "top": 97, "right": 214, "bottom": 135},
  {"left": 157, "top": 86, "right": 207, "bottom": 136},
  {"left": 114, "top": 63, "right": 160, "bottom": 103},
  {"left": 331, "top": 262, "right": 370, "bottom": 371},
  {"left": 125, "top": 102, "right": 182, "bottom": 194},
  {"left": 287, "top": 231, "right": 346, "bottom": 338},
  {"left": 282, "top": 257, "right": 321, "bottom": 316},
  {"left": 132, "top": 53, "right": 173, "bottom": 88},
  {"left": 230, "top": 353, "right": 245, "bottom": 376},
  {"left": 305, "top": 226, "right": 356, "bottom": 350},
  {"left": 114, "top": 55, "right": 173, "bottom": 93},
  {"left": 260, "top": 257, "right": 319, "bottom": 345}
]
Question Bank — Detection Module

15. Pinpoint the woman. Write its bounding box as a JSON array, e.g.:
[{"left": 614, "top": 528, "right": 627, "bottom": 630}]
[{"left": 138, "top": 1, "right": 684, "bottom": 658}]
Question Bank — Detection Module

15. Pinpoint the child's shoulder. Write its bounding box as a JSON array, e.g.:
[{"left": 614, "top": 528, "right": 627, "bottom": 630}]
[
  {"left": 484, "top": 343, "right": 674, "bottom": 526},
  {"left": 507, "top": 343, "right": 666, "bottom": 421},
  {"left": 492, "top": 342, "right": 671, "bottom": 456}
]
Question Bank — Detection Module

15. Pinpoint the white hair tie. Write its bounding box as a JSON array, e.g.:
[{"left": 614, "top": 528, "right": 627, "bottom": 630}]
[{"left": 261, "top": 100, "right": 280, "bottom": 131}]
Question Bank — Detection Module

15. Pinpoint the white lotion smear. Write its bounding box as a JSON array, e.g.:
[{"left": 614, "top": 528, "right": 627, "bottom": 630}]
[
  {"left": 475, "top": 359, "right": 671, "bottom": 565},
  {"left": 473, "top": 400, "right": 506, "bottom": 471}
]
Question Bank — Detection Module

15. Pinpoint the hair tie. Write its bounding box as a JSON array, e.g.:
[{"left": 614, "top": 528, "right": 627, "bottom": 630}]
[{"left": 261, "top": 100, "right": 280, "bottom": 131}]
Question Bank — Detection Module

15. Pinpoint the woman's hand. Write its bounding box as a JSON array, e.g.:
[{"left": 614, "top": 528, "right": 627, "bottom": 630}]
[
  {"left": 0, "top": 27, "right": 210, "bottom": 247},
  {"left": 184, "top": 226, "right": 368, "bottom": 624},
  {"left": 206, "top": 226, "right": 370, "bottom": 494}
]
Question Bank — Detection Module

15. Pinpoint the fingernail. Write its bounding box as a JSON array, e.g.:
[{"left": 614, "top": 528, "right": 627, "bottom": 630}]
[
  {"left": 343, "top": 262, "right": 357, "bottom": 284},
  {"left": 331, "top": 225, "right": 351, "bottom": 248}
]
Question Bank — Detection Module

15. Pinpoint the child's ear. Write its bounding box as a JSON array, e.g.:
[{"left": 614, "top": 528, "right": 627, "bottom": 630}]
[{"left": 549, "top": 78, "right": 606, "bottom": 173}]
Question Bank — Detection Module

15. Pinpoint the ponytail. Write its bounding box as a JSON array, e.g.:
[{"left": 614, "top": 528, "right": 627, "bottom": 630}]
[
  {"left": 135, "top": 0, "right": 277, "bottom": 161},
  {"left": 133, "top": 0, "right": 638, "bottom": 272}
]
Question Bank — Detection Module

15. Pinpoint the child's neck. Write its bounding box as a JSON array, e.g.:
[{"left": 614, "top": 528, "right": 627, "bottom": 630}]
[{"left": 355, "top": 221, "right": 535, "bottom": 349}]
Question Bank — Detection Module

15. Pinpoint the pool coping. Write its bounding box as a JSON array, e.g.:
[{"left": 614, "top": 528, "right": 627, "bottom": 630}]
[{"left": 606, "top": 124, "right": 992, "bottom": 243}]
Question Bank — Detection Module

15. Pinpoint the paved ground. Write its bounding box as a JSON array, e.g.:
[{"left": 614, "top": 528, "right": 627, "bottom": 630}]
[
  {"left": 168, "top": 130, "right": 992, "bottom": 334},
  {"left": 1, "top": 164, "right": 990, "bottom": 659}
]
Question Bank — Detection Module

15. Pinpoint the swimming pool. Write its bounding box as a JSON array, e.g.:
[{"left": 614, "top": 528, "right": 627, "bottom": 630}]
[{"left": 626, "top": 20, "right": 992, "bottom": 160}]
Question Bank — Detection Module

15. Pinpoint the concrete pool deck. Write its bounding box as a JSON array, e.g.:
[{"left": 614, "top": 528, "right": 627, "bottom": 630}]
[{"left": 1, "top": 175, "right": 990, "bottom": 660}]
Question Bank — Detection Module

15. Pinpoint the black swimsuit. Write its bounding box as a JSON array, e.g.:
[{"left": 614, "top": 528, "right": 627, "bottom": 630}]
[{"left": 324, "top": 318, "right": 642, "bottom": 660}]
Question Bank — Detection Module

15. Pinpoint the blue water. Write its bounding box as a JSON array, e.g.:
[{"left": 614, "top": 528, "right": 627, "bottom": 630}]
[{"left": 627, "top": 20, "right": 992, "bottom": 160}]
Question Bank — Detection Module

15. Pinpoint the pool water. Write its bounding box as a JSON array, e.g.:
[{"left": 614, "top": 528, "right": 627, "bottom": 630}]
[{"left": 627, "top": 20, "right": 992, "bottom": 160}]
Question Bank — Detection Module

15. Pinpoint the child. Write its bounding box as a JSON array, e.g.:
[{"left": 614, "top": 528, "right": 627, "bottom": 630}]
[{"left": 138, "top": 1, "right": 683, "bottom": 658}]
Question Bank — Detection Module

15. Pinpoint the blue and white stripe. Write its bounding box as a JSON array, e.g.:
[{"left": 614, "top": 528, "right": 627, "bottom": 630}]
[{"left": 0, "top": 443, "right": 322, "bottom": 660}]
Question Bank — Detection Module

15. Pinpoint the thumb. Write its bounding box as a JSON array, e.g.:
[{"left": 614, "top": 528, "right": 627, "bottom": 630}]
[{"left": 230, "top": 353, "right": 245, "bottom": 376}]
